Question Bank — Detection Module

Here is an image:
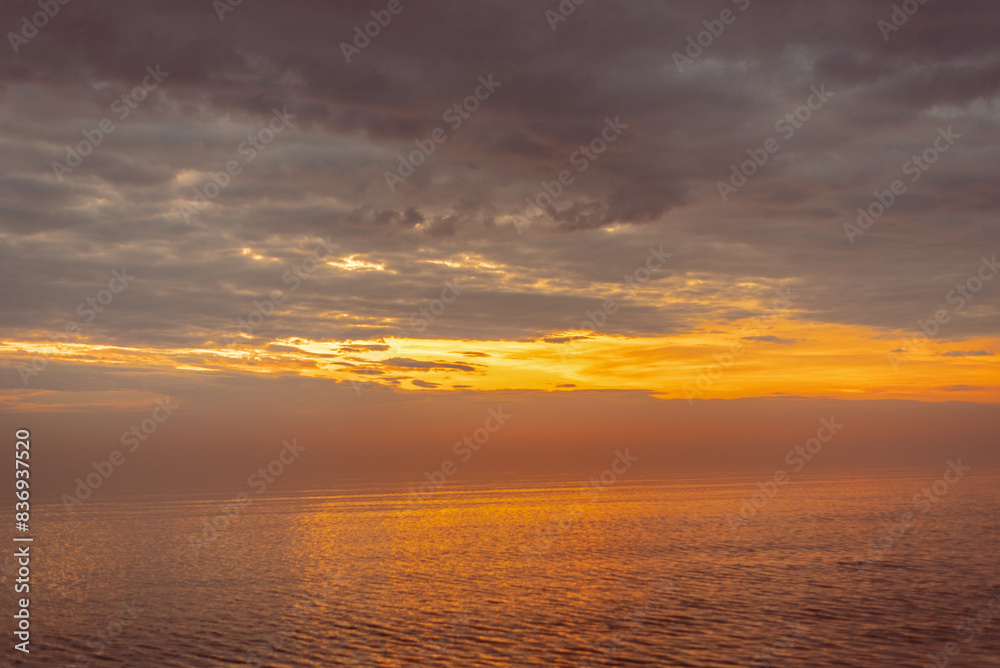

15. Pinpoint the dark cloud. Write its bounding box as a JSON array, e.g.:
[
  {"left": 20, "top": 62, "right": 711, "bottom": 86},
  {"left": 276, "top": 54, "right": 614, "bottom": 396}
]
[
  {"left": 380, "top": 358, "right": 477, "bottom": 372},
  {"left": 941, "top": 351, "right": 994, "bottom": 357},
  {"left": 742, "top": 336, "right": 799, "bottom": 344},
  {"left": 0, "top": 0, "right": 998, "bottom": 355},
  {"left": 542, "top": 336, "right": 592, "bottom": 344}
]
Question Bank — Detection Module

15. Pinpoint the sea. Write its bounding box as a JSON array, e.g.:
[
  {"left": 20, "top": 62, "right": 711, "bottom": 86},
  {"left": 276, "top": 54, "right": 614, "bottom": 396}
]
[{"left": 10, "top": 471, "right": 1000, "bottom": 666}]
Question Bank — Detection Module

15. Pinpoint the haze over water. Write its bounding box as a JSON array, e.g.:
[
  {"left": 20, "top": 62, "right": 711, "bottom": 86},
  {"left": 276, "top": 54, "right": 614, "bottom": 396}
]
[{"left": 18, "top": 471, "right": 1000, "bottom": 667}]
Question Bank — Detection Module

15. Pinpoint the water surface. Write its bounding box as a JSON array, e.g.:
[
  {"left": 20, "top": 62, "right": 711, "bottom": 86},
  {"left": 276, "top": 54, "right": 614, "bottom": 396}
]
[{"left": 14, "top": 472, "right": 1000, "bottom": 666}]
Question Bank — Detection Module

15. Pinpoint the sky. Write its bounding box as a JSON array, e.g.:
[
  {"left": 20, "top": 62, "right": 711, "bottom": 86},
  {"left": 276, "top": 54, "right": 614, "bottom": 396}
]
[{"left": 0, "top": 0, "right": 998, "bottom": 498}]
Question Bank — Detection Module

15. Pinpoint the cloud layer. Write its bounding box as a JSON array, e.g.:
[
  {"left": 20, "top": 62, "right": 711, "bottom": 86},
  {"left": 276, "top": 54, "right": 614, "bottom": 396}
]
[{"left": 1, "top": 0, "right": 998, "bottom": 384}]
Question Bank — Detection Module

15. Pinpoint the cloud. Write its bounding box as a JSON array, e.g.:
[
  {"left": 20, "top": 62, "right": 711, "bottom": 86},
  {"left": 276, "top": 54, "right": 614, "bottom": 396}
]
[
  {"left": 741, "top": 336, "right": 799, "bottom": 344},
  {"left": 941, "top": 350, "right": 994, "bottom": 357},
  {"left": 379, "top": 358, "right": 477, "bottom": 372},
  {"left": 0, "top": 0, "right": 998, "bottom": 373},
  {"left": 338, "top": 344, "right": 391, "bottom": 354},
  {"left": 542, "top": 336, "right": 592, "bottom": 344}
]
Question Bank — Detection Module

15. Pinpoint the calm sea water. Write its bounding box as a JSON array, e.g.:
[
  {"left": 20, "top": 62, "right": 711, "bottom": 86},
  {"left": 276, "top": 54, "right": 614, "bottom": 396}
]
[{"left": 10, "top": 472, "right": 1000, "bottom": 666}]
